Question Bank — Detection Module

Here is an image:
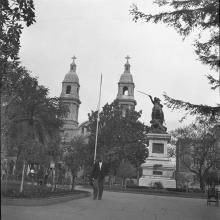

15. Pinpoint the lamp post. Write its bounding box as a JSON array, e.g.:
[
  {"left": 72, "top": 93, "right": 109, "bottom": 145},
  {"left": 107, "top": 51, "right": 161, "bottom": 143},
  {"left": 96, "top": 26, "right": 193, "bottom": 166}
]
[{"left": 50, "top": 161, "right": 55, "bottom": 191}]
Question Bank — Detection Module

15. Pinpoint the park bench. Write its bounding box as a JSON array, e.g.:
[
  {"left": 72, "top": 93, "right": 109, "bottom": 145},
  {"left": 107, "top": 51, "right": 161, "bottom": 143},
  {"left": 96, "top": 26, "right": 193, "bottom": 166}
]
[{"left": 207, "top": 187, "right": 219, "bottom": 206}]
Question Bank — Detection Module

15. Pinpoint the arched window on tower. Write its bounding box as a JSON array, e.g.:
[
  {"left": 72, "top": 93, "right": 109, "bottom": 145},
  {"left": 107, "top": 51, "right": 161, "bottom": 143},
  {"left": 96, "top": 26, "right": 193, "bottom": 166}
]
[
  {"left": 66, "top": 85, "right": 71, "bottom": 94},
  {"left": 77, "top": 87, "right": 79, "bottom": 94},
  {"left": 123, "top": 87, "right": 128, "bottom": 96}
]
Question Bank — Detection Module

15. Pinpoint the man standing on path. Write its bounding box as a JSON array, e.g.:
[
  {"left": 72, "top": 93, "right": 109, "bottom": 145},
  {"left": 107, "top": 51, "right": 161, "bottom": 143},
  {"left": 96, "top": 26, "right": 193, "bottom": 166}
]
[{"left": 91, "top": 155, "right": 109, "bottom": 200}]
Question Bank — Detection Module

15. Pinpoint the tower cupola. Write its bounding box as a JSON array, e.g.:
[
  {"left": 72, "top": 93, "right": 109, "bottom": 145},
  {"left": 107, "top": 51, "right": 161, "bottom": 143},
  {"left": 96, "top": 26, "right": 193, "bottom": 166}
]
[
  {"left": 119, "top": 55, "right": 134, "bottom": 83},
  {"left": 63, "top": 56, "right": 79, "bottom": 85}
]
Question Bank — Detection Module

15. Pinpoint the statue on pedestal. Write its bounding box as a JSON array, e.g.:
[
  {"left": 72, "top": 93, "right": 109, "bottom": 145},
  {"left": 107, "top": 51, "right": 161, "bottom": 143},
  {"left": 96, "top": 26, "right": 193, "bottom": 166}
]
[{"left": 148, "top": 95, "right": 167, "bottom": 133}]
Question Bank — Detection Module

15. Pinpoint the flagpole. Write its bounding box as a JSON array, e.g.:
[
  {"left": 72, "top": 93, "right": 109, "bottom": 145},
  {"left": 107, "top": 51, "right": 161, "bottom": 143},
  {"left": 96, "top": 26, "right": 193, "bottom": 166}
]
[
  {"left": 137, "top": 90, "right": 150, "bottom": 97},
  {"left": 94, "top": 74, "right": 102, "bottom": 163}
]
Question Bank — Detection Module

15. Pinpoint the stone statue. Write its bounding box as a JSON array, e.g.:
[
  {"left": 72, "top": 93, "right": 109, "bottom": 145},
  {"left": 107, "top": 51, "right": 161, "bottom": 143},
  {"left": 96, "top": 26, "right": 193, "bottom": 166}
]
[{"left": 148, "top": 95, "right": 167, "bottom": 133}]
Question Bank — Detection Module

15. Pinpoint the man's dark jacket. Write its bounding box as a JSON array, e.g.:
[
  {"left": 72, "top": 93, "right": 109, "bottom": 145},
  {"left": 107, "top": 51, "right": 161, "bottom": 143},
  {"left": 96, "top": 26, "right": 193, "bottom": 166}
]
[{"left": 91, "top": 162, "right": 108, "bottom": 180}]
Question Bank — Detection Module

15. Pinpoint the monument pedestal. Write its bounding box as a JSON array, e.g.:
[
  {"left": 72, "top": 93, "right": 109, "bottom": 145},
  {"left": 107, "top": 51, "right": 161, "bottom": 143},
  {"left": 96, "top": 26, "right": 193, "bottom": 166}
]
[{"left": 139, "top": 133, "right": 176, "bottom": 188}]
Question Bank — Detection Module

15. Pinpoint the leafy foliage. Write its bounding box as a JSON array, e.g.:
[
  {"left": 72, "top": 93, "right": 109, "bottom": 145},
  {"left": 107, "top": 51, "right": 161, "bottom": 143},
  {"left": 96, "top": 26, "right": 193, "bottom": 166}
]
[
  {"left": 117, "top": 160, "right": 136, "bottom": 187},
  {"left": 167, "top": 145, "right": 176, "bottom": 158},
  {"left": 1, "top": 0, "right": 36, "bottom": 159},
  {"left": 1, "top": 0, "right": 36, "bottom": 93},
  {"left": 175, "top": 118, "right": 220, "bottom": 190},
  {"left": 87, "top": 101, "right": 149, "bottom": 176},
  {"left": 205, "top": 170, "right": 220, "bottom": 186},
  {"left": 63, "top": 135, "right": 89, "bottom": 189},
  {"left": 163, "top": 93, "right": 220, "bottom": 121},
  {"left": 207, "top": 74, "right": 220, "bottom": 90},
  {"left": 0, "top": 0, "right": 35, "bottom": 62},
  {"left": 117, "top": 160, "right": 136, "bottom": 179},
  {"left": 3, "top": 65, "right": 67, "bottom": 169}
]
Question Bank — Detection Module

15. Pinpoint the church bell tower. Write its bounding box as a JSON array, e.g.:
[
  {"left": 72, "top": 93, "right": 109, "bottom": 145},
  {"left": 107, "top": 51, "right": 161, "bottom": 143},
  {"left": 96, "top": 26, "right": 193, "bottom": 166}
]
[
  {"left": 116, "top": 56, "right": 136, "bottom": 116},
  {"left": 60, "top": 56, "right": 81, "bottom": 143}
]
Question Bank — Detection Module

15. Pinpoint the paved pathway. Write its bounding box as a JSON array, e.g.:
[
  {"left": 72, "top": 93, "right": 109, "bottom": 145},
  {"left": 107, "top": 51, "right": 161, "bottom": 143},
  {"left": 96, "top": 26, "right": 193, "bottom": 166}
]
[{"left": 1, "top": 187, "right": 220, "bottom": 220}]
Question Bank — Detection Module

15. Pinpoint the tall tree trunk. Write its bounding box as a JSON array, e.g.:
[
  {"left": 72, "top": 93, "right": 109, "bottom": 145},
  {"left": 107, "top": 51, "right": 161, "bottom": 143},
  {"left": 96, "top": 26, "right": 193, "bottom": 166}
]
[
  {"left": 108, "top": 175, "right": 112, "bottom": 189},
  {"left": 20, "top": 160, "right": 26, "bottom": 193},
  {"left": 198, "top": 171, "right": 205, "bottom": 192},
  {"left": 122, "top": 177, "right": 126, "bottom": 189},
  {"left": 3, "top": 160, "right": 9, "bottom": 192},
  {"left": 124, "top": 178, "right": 127, "bottom": 189},
  {"left": 71, "top": 171, "right": 75, "bottom": 191},
  {"left": 200, "top": 176, "right": 205, "bottom": 192},
  {"left": 136, "top": 168, "right": 140, "bottom": 186},
  {"left": 52, "top": 169, "right": 56, "bottom": 191},
  {"left": 71, "top": 177, "right": 75, "bottom": 191}
]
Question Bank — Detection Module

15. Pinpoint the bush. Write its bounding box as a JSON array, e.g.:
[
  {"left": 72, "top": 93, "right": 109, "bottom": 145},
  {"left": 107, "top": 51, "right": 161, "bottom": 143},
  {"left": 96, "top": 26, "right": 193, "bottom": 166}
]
[
  {"left": 126, "top": 179, "right": 136, "bottom": 186},
  {"left": 152, "top": 182, "right": 163, "bottom": 189},
  {"left": 191, "top": 188, "right": 203, "bottom": 193},
  {"left": 126, "top": 185, "right": 150, "bottom": 189},
  {"left": 1, "top": 180, "right": 75, "bottom": 198},
  {"left": 166, "top": 188, "right": 185, "bottom": 192}
]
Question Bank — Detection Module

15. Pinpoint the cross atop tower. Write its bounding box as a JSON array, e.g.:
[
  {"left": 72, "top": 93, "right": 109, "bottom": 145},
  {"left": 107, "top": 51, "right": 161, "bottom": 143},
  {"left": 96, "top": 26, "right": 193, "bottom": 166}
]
[
  {"left": 125, "top": 55, "right": 130, "bottom": 63},
  {"left": 72, "top": 55, "right": 77, "bottom": 63},
  {"left": 70, "top": 55, "right": 77, "bottom": 72}
]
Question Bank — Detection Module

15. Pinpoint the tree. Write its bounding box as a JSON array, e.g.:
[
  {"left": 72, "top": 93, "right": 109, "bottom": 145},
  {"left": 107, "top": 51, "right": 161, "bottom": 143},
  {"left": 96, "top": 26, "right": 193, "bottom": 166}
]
[
  {"left": 175, "top": 118, "right": 220, "bottom": 190},
  {"left": 116, "top": 160, "right": 136, "bottom": 188},
  {"left": 6, "top": 70, "right": 67, "bottom": 153},
  {"left": 1, "top": 1, "right": 68, "bottom": 193},
  {"left": 1, "top": 0, "right": 36, "bottom": 152},
  {"left": 1, "top": 0, "right": 36, "bottom": 94},
  {"left": 1, "top": 0, "right": 36, "bottom": 147},
  {"left": 87, "top": 101, "right": 148, "bottom": 182},
  {"left": 163, "top": 94, "right": 220, "bottom": 122},
  {"left": 0, "top": 0, "right": 35, "bottom": 61},
  {"left": 64, "top": 135, "right": 89, "bottom": 190},
  {"left": 1, "top": 64, "right": 29, "bottom": 156},
  {"left": 130, "top": 0, "right": 220, "bottom": 121},
  {"left": 167, "top": 145, "right": 176, "bottom": 158},
  {"left": 205, "top": 170, "right": 220, "bottom": 187},
  {"left": 3, "top": 66, "right": 67, "bottom": 192}
]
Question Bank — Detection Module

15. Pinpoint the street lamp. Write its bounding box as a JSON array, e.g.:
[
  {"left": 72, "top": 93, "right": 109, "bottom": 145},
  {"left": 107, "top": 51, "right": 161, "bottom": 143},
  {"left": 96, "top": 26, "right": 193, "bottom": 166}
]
[{"left": 50, "top": 161, "right": 56, "bottom": 191}]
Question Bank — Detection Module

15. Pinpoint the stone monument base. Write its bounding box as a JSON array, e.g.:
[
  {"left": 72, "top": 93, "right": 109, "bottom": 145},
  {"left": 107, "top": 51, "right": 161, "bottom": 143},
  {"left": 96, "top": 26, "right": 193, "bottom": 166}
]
[
  {"left": 139, "top": 176, "right": 176, "bottom": 188},
  {"left": 139, "top": 132, "right": 176, "bottom": 189}
]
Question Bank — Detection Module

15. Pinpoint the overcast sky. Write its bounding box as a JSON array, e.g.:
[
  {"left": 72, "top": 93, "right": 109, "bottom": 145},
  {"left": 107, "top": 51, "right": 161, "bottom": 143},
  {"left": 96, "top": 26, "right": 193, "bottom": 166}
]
[{"left": 19, "top": 0, "right": 219, "bottom": 132}]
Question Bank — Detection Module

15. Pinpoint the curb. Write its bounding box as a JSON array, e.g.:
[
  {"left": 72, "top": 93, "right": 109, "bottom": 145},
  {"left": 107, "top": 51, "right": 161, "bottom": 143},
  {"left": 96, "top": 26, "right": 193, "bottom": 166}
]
[
  {"left": 1, "top": 191, "right": 91, "bottom": 206},
  {"left": 106, "top": 188, "right": 207, "bottom": 199}
]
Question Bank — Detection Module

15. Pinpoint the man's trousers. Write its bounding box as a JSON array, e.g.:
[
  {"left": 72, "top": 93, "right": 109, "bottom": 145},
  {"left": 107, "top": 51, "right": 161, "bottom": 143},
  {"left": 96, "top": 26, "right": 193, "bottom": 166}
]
[{"left": 93, "top": 178, "right": 104, "bottom": 200}]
